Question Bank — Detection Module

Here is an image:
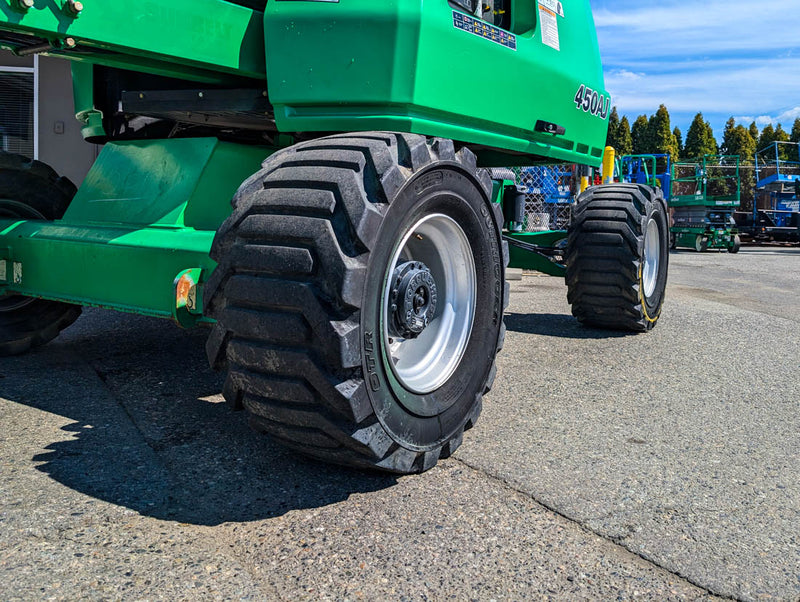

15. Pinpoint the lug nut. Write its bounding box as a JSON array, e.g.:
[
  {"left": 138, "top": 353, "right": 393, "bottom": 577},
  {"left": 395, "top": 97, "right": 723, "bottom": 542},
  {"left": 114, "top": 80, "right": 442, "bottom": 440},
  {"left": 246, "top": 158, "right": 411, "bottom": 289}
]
[{"left": 16, "top": 0, "right": 34, "bottom": 10}]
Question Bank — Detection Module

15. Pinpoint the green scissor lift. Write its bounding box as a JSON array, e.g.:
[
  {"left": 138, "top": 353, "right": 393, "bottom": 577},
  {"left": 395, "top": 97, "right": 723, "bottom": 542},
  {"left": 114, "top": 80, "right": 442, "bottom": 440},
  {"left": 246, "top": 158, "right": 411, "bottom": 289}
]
[
  {"left": 670, "top": 155, "right": 741, "bottom": 253},
  {"left": 0, "top": 0, "right": 670, "bottom": 473}
]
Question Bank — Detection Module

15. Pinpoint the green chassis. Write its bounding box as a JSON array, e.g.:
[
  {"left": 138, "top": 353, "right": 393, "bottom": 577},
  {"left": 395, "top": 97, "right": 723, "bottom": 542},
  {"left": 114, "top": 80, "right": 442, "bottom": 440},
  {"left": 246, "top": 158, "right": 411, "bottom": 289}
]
[
  {"left": 671, "top": 226, "right": 739, "bottom": 252},
  {"left": 1, "top": 143, "right": 567, "bottom": 323},
  {"left": 0, "top": 0, "right": 604, "bottom": 320}
]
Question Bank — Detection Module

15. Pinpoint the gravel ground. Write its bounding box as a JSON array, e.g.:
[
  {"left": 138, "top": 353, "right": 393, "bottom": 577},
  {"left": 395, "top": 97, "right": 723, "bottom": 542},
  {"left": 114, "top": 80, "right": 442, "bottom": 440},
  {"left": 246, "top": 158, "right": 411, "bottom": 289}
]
[{"left": 1, "top": 246, "right": 797, "bottom": 600}]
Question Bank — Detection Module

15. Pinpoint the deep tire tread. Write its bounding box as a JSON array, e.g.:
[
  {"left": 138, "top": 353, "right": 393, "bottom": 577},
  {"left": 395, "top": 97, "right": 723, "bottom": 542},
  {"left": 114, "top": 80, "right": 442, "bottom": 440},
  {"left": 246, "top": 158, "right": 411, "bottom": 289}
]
[
  {"left": 565, "top": 183, "right": 668, "bottom": 332},
  {"left": 206, "top": 133, "right": 504, "bottom": 473}
]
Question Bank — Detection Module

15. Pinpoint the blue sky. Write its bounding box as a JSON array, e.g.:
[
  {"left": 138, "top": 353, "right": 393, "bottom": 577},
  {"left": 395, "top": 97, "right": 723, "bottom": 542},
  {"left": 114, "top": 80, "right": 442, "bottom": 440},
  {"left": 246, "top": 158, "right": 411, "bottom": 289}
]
[{"left": 590, "top": 0, "right": 800, "bottom": 140}]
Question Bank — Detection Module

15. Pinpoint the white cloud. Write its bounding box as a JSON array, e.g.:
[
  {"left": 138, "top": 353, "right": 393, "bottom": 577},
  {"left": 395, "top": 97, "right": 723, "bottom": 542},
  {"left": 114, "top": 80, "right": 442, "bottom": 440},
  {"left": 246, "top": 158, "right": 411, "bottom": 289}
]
[
  {"left": 591, "top": 0, "right": 800, "bottom": 132},
  {"left": 594, "top": 0, "right": 799, "bottom": 57},
  {"left": 734, "top": 108, "right": 800, "bottom": 128},
  {"left": 604, "top": 57, "right": 800, "bottom": 115}
]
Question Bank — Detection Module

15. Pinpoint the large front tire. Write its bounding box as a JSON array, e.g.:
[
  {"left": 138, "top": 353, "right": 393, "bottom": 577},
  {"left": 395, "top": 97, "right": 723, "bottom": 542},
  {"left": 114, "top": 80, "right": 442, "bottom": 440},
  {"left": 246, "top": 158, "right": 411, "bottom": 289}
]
[
  {"left": 205, "top": 133, "right": 507, "bottom": 473},
  {"left": 0, "top": 153, "right": 81, "bottom": 355},
  {"left": 565, "top": 183, "right": 669, "bottom": 332}
]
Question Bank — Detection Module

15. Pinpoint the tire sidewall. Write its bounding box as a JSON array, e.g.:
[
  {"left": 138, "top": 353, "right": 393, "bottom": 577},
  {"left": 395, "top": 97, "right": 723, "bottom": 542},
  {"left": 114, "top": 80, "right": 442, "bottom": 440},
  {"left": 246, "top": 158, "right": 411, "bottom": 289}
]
[
  {"left": 640, "top": 196, "right": 669, "bottom": 323},
  {"left": 361, "top": 163, "right": 503, "bottom": 452}
]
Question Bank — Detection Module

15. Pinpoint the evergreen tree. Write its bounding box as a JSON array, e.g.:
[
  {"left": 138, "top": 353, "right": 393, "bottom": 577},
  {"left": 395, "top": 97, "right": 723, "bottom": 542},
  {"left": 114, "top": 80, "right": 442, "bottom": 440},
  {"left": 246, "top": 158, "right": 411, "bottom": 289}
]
[
  {"left": 606, "top": 106, "right": 620, "bottom": 150},
  {"left": 617, "top": 116, "right": 633, "bottom": 156},
  {"left": 790, "top": 118, "right": 800, "bottom": 161},
  {"left": 720, "top": 117, "right": 756, "bottom": 162},
  {"left": 631, "top": 114, "right": 650, "bottom": 155},
  {"left": 749, "top": 122, "right": 760, "bottom": 145},
  {"left": 757, "top": 124, "right": 782, "bottom": 163},
  {"left": 774, "top": 124, "right": 790, "bottom": 159},
  {"left": 758, "top": 123, "right": 775, "bottom": 152},
  {"left": 673, "top": 127, "right": 684, "bottom": 159},
  {"left": 720, "top": 117, "right": 736, "bottom": 155},
  {"left": 684, "top": 113, "right": 718, "bottom": 159},
  {"left": 791, "top": 118, "right": 800, "bottom": 143},
  {"left": 646, "top": 105, "right": 679, "bottom": 162}
]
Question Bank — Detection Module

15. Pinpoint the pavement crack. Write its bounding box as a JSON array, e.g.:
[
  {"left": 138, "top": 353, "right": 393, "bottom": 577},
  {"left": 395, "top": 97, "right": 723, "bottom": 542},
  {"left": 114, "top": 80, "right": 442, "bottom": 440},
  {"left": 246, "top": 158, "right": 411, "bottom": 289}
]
[{"left": 452, "top": 456, "right": 737, "bottom": 601}]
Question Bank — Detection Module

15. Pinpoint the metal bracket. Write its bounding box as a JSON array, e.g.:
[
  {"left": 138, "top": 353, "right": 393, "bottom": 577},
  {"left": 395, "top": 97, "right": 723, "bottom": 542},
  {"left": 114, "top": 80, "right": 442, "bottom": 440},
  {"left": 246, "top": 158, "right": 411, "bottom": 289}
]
[{"left": 502, "top": 235, "right": 565, "bottom": 266}]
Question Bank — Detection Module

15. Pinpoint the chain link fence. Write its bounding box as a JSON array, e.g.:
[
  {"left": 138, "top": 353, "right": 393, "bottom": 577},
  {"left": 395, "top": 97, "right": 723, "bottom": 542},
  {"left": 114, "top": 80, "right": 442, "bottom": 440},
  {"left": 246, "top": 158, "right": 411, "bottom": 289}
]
[
  {"left": 495, "top": 160, "right": 793, "bottom": 227},
  {"left": 510, "top": 164, "right": 577, "bottom": 231}
]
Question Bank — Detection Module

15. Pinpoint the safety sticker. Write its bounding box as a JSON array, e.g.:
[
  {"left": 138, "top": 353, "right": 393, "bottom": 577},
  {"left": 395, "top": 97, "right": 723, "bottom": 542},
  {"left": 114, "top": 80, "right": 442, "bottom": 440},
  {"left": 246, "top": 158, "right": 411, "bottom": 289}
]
[
  {"left": 538, "top": 3, "right": 560, "bottom": 51},
  {"left": 538, "top": 0, "right": 564, "bottom": 17},
  {"left": 452, "top": 11, "right": 517, "bottom": 51}
]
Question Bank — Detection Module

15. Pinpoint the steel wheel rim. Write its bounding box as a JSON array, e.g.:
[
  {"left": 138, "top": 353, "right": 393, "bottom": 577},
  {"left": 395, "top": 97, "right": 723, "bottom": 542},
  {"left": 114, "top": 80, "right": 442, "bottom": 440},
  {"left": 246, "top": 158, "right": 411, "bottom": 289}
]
[
  {"left": 642, "top": 218, "right": 660, "bottom": 298},
  {"left": 382, "top": 213, "right": 476, "bottom": 394},
  {"left": 0, "top": 199, "right": 44, "bottom": 312}
]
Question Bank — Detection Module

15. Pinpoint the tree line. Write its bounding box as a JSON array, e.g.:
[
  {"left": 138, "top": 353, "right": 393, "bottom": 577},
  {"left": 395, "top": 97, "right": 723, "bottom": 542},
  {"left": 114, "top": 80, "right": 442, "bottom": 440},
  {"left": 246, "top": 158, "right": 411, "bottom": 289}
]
[{"left": 606, "top": 105, "right": 800, "bottom": 164}]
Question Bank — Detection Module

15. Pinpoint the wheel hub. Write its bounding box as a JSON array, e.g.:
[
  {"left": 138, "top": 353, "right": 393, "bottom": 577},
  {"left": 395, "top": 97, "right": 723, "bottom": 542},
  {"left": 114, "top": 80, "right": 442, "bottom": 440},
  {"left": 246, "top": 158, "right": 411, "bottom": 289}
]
[{"left": 388, "top": 261, "right": 438, "bottom": 339}]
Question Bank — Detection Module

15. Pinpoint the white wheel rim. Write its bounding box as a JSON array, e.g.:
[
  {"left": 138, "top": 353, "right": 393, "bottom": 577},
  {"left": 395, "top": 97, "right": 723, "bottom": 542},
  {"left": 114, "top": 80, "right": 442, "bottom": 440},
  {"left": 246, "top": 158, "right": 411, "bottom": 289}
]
[
  {"left": 642, "top": 218, "right": 660, "bottom": 299},
  {"left": 382, "top": 214, "right": 476, "bottom": 394}
]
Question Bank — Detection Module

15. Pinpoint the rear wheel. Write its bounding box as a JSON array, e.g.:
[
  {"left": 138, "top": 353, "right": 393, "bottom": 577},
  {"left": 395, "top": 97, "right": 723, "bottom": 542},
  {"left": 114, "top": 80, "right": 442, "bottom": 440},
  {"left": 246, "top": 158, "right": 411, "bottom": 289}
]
[
  {"left": 0, "top": 153, "right": 81, "bottom": 355},
  {"left": 695, "top": 235, "right": 708, "bottom": 253},
  {"left": 565, "top": 183, "right": 669, "bottom": 332},
  {"left": 728, "top": 234, "right": 741, "bottom": 253},
  {"left": 205, "top": 133, "right": 507, "bottom": 473}
]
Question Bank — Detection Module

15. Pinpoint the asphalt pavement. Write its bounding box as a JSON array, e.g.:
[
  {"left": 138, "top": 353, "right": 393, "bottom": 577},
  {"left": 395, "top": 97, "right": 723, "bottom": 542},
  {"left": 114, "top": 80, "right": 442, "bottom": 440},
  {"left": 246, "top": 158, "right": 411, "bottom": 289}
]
[{"left": 1, "top": 246, "right": 798, "bottom": 600}]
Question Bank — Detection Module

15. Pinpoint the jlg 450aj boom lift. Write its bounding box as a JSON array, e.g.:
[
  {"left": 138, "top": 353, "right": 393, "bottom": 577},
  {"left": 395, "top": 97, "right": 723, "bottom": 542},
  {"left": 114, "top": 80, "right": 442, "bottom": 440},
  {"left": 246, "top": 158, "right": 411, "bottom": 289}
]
[{"left": 0, "top": 0, "right": 669, "bottom": 473}]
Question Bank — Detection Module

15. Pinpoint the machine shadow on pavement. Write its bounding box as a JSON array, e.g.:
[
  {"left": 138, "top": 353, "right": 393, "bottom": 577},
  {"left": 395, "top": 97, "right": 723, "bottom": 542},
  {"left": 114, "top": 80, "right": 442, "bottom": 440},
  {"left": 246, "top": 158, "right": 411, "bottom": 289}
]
[
  {"left": 1, "top": 310, "right": 397, "bottom": 526},
  {"left": 504, "top": 312, "right": 634, "bottom": 339}
]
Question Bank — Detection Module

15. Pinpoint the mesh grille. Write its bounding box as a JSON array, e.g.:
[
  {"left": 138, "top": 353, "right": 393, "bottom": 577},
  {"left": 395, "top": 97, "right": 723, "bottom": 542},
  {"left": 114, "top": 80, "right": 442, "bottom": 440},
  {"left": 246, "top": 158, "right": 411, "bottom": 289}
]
[{"left": 512, "top": 164, "right": 576, "bottom": 231}]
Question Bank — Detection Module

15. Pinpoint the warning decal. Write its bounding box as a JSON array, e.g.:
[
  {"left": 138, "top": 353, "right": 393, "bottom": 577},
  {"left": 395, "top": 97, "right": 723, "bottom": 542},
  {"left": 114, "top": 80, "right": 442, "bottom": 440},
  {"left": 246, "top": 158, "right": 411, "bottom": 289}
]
[
  {"left": 538, "top": 0, "right": 565, "bottom": 17},
  {"left": 538, "top": 3, "right": 560, "bottom": 51},
  {"left": 452, "top": 11, "right": 517, "bottom": 51}
]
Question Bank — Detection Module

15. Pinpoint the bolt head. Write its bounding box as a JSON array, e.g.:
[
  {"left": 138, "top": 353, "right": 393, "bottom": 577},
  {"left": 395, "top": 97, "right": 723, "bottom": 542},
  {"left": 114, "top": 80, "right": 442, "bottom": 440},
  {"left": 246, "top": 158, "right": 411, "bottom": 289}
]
[{"left": 21, "top": 0, "right": 35, "bottom": 8}]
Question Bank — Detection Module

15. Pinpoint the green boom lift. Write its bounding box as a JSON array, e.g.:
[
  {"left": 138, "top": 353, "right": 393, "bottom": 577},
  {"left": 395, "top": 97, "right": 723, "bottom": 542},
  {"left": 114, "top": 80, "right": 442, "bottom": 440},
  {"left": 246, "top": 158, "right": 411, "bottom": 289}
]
[{"left": 0, "top": 0, "right": 669, "bottom": 473}]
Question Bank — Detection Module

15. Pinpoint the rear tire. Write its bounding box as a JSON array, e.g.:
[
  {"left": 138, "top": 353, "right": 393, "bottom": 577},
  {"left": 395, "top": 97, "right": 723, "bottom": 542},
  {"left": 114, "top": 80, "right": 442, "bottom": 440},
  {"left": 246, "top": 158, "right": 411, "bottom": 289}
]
[
  {"left": 728, "top": 234, "right": 741, "bottom": 253},
  {"left": 565, "top": 183, "right": 669, "bottom": 332},
  {"left": 205, "top": 133, "right": 507, "bottom": 473},
  {"left": 695, "top": 235, "right": 708, "bottom": 253},
  {"left": 0, "top": 153, "right": 81, "bottom": 355}
]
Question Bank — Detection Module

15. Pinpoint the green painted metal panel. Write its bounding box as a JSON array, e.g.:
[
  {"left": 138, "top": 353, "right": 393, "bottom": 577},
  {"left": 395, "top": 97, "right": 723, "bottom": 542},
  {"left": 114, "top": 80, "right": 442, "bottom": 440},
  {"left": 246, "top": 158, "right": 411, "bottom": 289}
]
[
  {"left": 264, "top": 0, "right": 609, "bottom": 165},
  {"left": 0, "top": 0, "right": 265, "bottom": 82},
  {"left": 0, "top": 138, "right": 273, "bottom": 321},
  {"left": 0, "top": 222, "right": 216, "bottom": 320},
  {"left": 62, "top": 138, "right": 269, "bottom": 229}
]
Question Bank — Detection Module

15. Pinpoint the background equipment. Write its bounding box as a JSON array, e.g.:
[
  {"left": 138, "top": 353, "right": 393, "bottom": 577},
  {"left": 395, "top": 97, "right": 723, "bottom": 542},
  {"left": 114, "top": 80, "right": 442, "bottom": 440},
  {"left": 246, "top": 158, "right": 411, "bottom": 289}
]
[
  {"left": 670, "top": 155, "right": 741, "bottom": 253},
  {"left": 734, "top": 142, "right": 800, "bottom": 244}
]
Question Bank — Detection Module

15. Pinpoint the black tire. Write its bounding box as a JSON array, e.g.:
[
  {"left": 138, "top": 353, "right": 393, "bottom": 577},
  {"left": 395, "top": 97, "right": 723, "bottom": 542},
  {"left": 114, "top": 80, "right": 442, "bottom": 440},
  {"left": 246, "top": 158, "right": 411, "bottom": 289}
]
[
  {"left": 728, "top": 234, "right": 741, "bottom": 254},
  {"left": 565, "top": 183, "right": 669, "bottom": 332},
  {"left": 205, "top": 133, "right": 507, "bottom": 473},
  {"left": 695, "top": 235, "right": 708, "bottom": 253},
  {"left": 0, "top": 153, "right": 81, "bottom": 356}
]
